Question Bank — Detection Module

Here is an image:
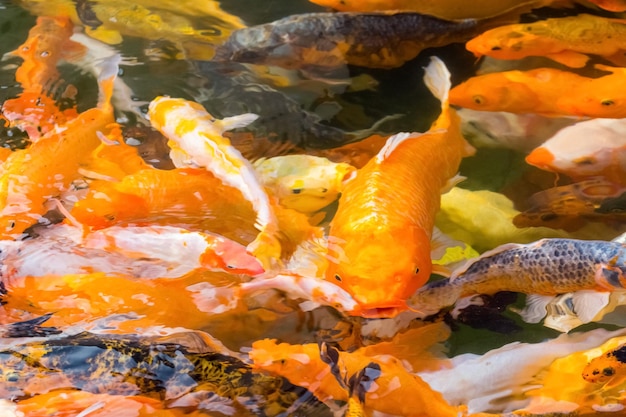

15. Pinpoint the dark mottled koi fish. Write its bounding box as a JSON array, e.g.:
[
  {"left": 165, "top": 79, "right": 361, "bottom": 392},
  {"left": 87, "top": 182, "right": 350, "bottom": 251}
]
[
  {"left": 215, "top": 12, "right": 509, "bottom": 70},
  {"left": 0, "top": 332, "right": 331, "bottom": 416},
  {"left": 409, "top": 238, "right": 626, "bottom": 314}
]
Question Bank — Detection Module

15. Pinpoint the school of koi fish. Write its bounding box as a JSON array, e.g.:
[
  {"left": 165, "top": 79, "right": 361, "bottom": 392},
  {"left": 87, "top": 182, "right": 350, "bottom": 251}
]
[{"left": 1, "top": 0, "right": 626, "bottom": 416}]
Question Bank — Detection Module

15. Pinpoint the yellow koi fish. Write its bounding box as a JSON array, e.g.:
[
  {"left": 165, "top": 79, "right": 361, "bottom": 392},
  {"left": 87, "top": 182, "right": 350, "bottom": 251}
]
[
  {"left": 253, "top": 155, "right": 356, "bottom": 214},
  {"left": 147, "top": 97, "right": 282, "bottom": 268}
]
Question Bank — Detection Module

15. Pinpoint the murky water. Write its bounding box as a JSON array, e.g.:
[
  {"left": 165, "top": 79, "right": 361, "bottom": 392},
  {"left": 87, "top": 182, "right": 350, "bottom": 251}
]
[{"left": 0, "top": 1, "right": 625, "bottom": 415}]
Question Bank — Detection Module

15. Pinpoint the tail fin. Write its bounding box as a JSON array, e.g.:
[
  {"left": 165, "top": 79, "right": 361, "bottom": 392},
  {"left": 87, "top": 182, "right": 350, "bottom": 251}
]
[
  {"left": 423, "top": 56, "right": 451, "bottom": 108},
  {"left": 95, "top": 55, "right": 120, "bottom": 111}
]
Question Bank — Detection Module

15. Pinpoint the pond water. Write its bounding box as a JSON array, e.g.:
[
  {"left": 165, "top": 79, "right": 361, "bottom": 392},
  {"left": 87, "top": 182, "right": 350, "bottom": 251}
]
[{"left": 0, "top": 1, "right": 625, "bottom": 416}]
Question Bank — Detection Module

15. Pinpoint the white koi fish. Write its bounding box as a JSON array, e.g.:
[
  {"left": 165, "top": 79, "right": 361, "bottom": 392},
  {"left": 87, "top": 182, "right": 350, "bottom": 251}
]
[{"left": 147, "top": 97, "right": 282, "bottom": 268}]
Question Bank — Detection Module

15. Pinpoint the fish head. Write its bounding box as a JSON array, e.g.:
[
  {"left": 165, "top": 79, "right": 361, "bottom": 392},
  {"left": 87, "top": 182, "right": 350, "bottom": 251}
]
[
  {"left": 561, "top": 90, "right": 626, "bottom": 119},
  {"left": 449, "top": 75, "right": 536, "bottom": 113},
  {"left": 200, "top": 238, "right": 265, "bottom": 276},
  {"left": 326, "top": 228, "right": 432, "bottom": 317},
  {"left": 466, "top": 29, "right": 542, "bottom": 60},
  {"left": 0, "top": 216, "right": 33, "bottom": 240}
]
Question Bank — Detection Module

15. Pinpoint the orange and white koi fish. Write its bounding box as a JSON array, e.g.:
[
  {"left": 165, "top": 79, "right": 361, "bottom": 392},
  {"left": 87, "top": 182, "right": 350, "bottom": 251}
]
[
  {"left": 306, "top": 0, "right": 555, "bottom": 20},
  {"left": 147, "top": 97, "right": 282, "bottom": 269},
  {"left": 83, "top": 225, "right": 264, "bottom": 276},
  {"left": 582, "top": 341, "right": 626, "bottom": 384},
  {"left": 525, "top": 118, "right": 626, "bottom": 185},
  {"left": 0, "top": 56, "right": 119, "bottom": 239},
  {"left": 325, "top": 56, "right": 474, "bottom": 317},
  {"left": 1, "top": 16, "right": 84, "bottom": 139},
  {"left": 465, "top": 14, "right": 626, "bottom": 68}
]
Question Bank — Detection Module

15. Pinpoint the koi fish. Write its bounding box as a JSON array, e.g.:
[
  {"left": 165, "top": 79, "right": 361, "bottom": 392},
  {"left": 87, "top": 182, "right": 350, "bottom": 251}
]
[
  {"left": 513, "top": 179, "right": 626, "bottom": 231},
  {"left": 409, "top": 238, "right": 626, "bottom": 315},
  {"left": 253, "top": 155, "right": 356, "bottom": 214},
  {"left": 1, "top": 16, "right": 83, "bottom": 139},
  {"left": 325, "top": 56, "right": 474, "bottom": 317},
  {"left": 148, "top": 97, "right": 282, "bottom": 268},
  {"left": 451, "top": 64, "right": 626, "bottom": 118},
  {"left": 307, "top": 0, "right": 555, "bottom": 20},
  {"left": 525, "top": 118, "right": 626, "bottom": 185},
  {"left": 249, "top": 338, "right": 464, "bottom": 417},
  {"left": 418, "top": 327, "right": 626, "bottom": 414},
  {"left": 215, "top": 12, "right": 509, "bottom": 70},
  {"left": 0, "top": 332, "right": 331, "bottom": 416},
  {"left": 465, "top": 14, "right": 626, "bottom": 69},
  {"left": 82, "top": 225, "right": 264, "bottom": 276},
  {"left": 0, "top": 56, "right": 119, "bottom": 239},
  {"left": 17, "top": 0, "right": 245, "bottom": 60},
  {"left": 582, "top": 341, "right": 626, "bottom": 384}
]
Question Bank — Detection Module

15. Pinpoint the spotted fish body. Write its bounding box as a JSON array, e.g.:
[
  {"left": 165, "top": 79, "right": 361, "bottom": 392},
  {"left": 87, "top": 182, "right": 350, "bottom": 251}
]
[
  {"left": 0, "top": 332, "right": 331, "bottom": 417},
  {"left": 410, "top": 238, "right": 626, "bottom": 313},
  {"left": 215, "top": 12, "right": 499, "bottom": 70},
  {"left": 583, "top": 343, "right": 626, "bottom": 383}
]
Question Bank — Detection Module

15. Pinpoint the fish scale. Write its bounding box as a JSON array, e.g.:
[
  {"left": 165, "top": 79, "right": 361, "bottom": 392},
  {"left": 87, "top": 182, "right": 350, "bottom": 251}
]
[{"left": 410, "top": 238, "right": 626, "bottom": 313}]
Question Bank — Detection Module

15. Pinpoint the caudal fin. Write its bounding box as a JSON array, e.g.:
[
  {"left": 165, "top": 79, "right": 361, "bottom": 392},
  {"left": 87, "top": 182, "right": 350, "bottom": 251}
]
[
  {"left": 423, "top": 56, "right": 451, "bottom": 108},
  {"left": 95, "top": 55, "right": 120, "bottom": 111}
]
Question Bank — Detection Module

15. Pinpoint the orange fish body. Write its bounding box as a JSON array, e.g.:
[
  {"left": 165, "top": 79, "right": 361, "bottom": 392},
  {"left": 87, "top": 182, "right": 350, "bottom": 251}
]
[
  {"left": 326, "top": 57, "right": 473, "bottom": 317},
  {"left": 0, "top": 59, "right": 118, "bottom": 239},
  {"left": 250, "top": 338, "right": 461, "bottom": 417},
  {"left": 582, "top": 343, "right": 626, "bottom": 384},
  {"left": 466, "top": 14, "right": 626, "bottom": 68},
  {"left": 449, "top": 67, "right": 595, "bottom": 117}
]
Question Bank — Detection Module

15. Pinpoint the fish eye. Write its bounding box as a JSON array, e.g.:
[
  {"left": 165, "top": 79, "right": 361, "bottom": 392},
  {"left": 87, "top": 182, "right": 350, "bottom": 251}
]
[
  {"left": 414, "top": 267, "right": 420, "bottom": 274},
  {"left": 601, "top": 99, "right": 615, "bottom": 106},
  {"left": 472, "top": 95, "right": 486, "bottom": 105},
  {"left": 490, "top": 46, "right": 502, "bottom": 51},
  {"left": 334, "top": 274, "right": 342, "bottom": 282},
  {"left": 7, "top": 221, "right": 15, "bottom": 230},
  {"left": 292, "top": 189, "right": 302, "bottom": 194},
  {"left": 226, "top": 265, "right": 235, "bottom": 269}
]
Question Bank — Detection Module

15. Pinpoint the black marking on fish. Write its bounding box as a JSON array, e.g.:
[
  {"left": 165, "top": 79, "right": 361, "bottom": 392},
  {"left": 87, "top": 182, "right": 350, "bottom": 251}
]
[{"left": 73, "top": 0, "right": 103, "bottom": 29}]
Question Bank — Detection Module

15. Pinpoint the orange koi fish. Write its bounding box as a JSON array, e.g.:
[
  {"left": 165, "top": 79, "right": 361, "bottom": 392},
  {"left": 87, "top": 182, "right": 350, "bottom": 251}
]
[
  {"left": 449, "top": 65, "right": 626, "bottom": 118},
  {"left": 525, "top": 118, "right": 626, "bottom": 185},
  {"left": 307, "top": 0, "right": 555, "bottom": 19},
  {"left": 250, "top": 337, "right": 466, "bottom": 417},
  {"left": 1, "top": 16, "right": 84, "bottom": 139},
  {"left": 465, "top": 14, "right": 626, "bottom": 68},
  {"left": 325, "top": 56, "right": 474, "bottom": 317},
  {"left": 0, "top": 57, "right": 119, "bottom": 239},
  {"left": 148, "top": 97, "right": 282, "bottom": 268}
]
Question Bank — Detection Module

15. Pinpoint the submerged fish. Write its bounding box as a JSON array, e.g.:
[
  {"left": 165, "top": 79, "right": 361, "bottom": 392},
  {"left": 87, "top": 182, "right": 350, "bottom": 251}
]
[
  {"left": 582, "top": 341, "right": 626, "bottom": 383},
  {"left": 525, "top": 118, "right": 626, "bottom": 185},
  {"left": 409, "top": 238, "right": 626, "bottom": 315},
  {"left": 325, "top": 56, "right": 474, "bottom": 317},
  {"left": 147, "top": 97, "right": 282, "bottom": 268},
  {"left": 465, "top": 14, "right": 626, "bottom": 68},
  {"left": 0, "top": 332, "right": 331, "bottom": 416},
  {"left": 586, "top": 0, "right": 626, "bottom": 11},
  {"left": 0, "top": 57, "right": 119, "bottom": 239},
  {"left": 215, "top": 12, "right": 507, "bottom": 70}
]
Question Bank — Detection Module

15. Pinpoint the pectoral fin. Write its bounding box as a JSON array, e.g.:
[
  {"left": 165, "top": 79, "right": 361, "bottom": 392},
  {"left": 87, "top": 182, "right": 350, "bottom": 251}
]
[{"left": 546, "top": 51, "right": 590, "bottom": 68}]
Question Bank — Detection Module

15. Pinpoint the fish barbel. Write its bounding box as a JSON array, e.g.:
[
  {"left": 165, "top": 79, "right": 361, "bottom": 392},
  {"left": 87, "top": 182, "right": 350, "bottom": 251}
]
[
  {"left": 147, "top": 97, "right": 282, "bottom": 269},
  {"left": 409, "top": 238, "right": 626, "bottom": 314}
]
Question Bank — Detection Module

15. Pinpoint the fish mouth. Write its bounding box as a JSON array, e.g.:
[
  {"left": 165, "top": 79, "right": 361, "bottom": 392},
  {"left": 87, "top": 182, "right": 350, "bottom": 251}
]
[{"left": 352, "top": 303, "right": 408, "bottom": 319}]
